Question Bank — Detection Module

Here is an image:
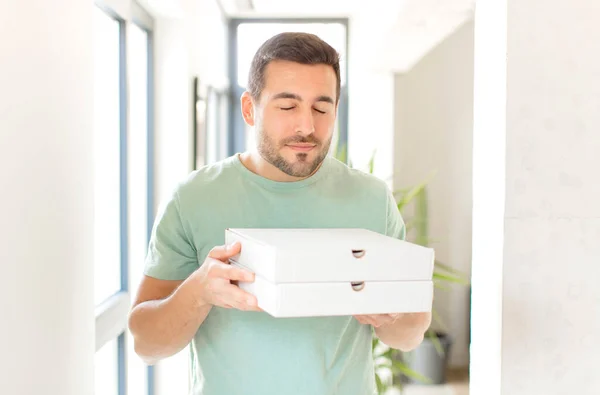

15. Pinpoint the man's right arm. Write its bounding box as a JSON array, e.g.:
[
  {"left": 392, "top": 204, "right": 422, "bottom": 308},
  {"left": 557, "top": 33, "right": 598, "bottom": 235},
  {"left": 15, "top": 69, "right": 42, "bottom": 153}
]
[
  {"left": 128, "top": 242, "right": 259, "bottom": 365},
  {"left": 128, "top": 275, "right": 209, "bottom": 365}
]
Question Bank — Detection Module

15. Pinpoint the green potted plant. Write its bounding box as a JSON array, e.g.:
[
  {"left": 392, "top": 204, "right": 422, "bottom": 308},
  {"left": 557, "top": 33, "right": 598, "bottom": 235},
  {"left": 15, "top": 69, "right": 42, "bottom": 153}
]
[
  {"left": 331, "top": 146, "right": 469, "bottom": 393},
  {"left": 374, "top": 180, "right": 469, "bottom": 394},
  {"left": 397, "top": 184, "right": 469, "bottom": 383}
]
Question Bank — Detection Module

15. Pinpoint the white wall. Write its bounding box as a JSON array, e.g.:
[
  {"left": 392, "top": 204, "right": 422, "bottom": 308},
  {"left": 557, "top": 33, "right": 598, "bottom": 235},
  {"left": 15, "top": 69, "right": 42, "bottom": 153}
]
[
  {"left": 501, "top": 0, "right": 600, "bottom": 393},
  {"left": 0, "top": 0, "right": 95, "bottom": 394},
  {"left": 347, "top": 12, "right": 398, "bottom": 184},
  {"left": 469, "top": 1, "right": 505, "bottom": 392},
  {"left": 471, "top": 1, "right": 600, "bottom": 394},
  {"left": 393, "top": 20, "right": 474, "bottom": 368}
]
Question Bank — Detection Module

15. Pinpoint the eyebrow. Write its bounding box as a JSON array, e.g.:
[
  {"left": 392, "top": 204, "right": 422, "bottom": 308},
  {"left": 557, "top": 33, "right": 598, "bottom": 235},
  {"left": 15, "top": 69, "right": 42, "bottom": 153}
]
[{"left": 271, "top": 92, "right": 335, "bottom": 105}]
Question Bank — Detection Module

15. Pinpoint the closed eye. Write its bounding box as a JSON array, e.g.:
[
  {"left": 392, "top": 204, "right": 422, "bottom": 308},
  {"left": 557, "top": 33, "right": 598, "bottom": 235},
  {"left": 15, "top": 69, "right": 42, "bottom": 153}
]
[
  {"left": 280, "top": 107, "right": 295, "bottom": 111},
  {"left": 314, "top": 108, "right": 326, "bottom": 114}
]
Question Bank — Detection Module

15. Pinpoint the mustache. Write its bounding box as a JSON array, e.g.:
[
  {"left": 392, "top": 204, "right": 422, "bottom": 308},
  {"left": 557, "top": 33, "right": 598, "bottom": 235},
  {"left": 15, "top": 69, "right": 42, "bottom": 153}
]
[{"left": 281, "top": 135, "right": 321, "bottom": 145}]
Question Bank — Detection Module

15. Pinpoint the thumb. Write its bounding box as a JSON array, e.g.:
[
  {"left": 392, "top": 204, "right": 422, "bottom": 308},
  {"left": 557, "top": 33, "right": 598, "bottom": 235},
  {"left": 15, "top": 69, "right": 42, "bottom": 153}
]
[{"left": 208, "top": 241, "right": 241, "bottom": 262}]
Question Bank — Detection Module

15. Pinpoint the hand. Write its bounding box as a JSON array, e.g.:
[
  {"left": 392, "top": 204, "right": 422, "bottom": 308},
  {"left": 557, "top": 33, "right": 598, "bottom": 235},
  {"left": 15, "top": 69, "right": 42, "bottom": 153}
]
[
  {"left": 354, "top": 313, "right": 404, "bottom": 328},
  {"left": 190, "top": 242, "right": 261, "bottom": 312}
]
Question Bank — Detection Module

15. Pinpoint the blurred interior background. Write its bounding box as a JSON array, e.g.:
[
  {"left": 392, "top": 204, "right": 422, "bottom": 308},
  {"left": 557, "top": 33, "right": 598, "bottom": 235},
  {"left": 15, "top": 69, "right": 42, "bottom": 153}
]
[{"left": 3, "top": 0, "right": 599, "bottom": 394}]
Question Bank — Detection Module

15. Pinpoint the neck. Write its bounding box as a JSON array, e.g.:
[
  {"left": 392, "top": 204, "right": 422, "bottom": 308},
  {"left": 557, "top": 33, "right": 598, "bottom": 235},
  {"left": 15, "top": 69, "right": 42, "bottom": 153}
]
[{"left": 238, "top": 151, "right": 322, "bottom": 182}]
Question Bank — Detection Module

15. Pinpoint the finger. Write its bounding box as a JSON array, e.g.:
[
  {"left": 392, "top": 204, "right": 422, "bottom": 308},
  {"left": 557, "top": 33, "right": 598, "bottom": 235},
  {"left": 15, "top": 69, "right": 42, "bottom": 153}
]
[
  {"left": 362, "top": 315, "right": 390, "bottom": 327},
  {"left": 219, "top": 264, "right": 255, "bottom": 283},
  {"left": 219, "top": 284, "right": 258, "bottom": 311},
  {"left": 207, "top": 259, "right": 255, "bottom": 282},
  {"left": 208, "top": 242, "right": 241, "bottom": 262},
  {"left": 374, "top": 315, "right": 396, "bottom": 327}
]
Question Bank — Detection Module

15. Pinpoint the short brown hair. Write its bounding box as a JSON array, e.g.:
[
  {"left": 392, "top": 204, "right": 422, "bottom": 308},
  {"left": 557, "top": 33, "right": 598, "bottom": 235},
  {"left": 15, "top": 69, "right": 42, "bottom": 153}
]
[{"left": 247, "top": 32, "right": 341, "bottom": 103}]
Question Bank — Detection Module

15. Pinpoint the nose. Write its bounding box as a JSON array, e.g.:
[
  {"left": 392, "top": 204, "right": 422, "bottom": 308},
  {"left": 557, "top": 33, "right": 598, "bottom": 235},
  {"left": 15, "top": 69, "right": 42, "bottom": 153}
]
[{"left": 294, "top": 107, "right": 315, "bottom": 135}]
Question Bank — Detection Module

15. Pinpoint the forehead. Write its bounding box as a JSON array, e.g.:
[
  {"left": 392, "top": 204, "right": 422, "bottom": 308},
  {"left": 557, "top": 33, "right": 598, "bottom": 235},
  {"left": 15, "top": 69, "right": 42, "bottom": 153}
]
[{"left": 262, "top": 60, "right": 337, "bottom": 99}]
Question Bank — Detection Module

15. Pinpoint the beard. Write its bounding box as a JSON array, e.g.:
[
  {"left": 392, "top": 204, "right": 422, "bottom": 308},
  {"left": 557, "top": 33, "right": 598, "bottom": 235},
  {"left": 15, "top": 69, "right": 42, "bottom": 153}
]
[{"left": 257, "top": 128, "right": 332, "bottom": 178}]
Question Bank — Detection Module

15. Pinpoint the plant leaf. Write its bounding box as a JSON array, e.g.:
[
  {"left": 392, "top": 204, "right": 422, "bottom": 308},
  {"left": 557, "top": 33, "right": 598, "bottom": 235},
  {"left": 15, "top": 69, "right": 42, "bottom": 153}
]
[
  {"left": 393, "top": 188, "right": 410, "bottom": 197},
  {"left": 413, "top": 189, "right": 428, "bottom": 246},
  {"left": 375, "top": 372, "right": 384, "bottom": 394},
  {"left": 426, "top": 330, "right": 445, "bottom": 356},
  {"left": 396, "top": 182, "right": 427, "bottom": 212},
  {"left": 433, "top": 281, "right": 451, "bottom": 291},
  {"left": 368, "top": 149, "right": 376, "bottom": 174},
  {"left": 431, "top": 309, "right": 449, "bottom": 333},
  {"left": 392, "top": 360, "right": 432, "bottom": 384},
  {"left": 435, "top": 262, "right": 469, "bottom": 282},
  {"left": 433, "top": 271, "right": 469, "bottom": 285},
  {"left": 395, "top": 171, "right": 437, "bottom": 210}
]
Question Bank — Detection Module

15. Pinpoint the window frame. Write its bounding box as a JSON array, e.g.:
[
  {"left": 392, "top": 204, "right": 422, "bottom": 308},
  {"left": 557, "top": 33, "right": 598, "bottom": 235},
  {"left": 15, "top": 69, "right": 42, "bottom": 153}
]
[
  {"left": 227, "top": 17, "right": 350, "bottom": 160},
  {"left": 92, "top": 5, "right": 129, "bottom": 395},
  {"left": 130, "top": 10, "right": 156, "bottom": 395},
  {"left": 93, "top": 1, "right": 156, "bottom": 395}
]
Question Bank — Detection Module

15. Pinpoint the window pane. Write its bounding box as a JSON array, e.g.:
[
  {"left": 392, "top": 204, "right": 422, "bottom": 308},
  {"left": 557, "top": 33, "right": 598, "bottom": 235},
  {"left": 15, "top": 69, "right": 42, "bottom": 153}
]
[
  {"left": 127, "top": 22, "right": 150, "bottom": 395},
  {"left": 93, "top": 7, "right": 122, "bottom": 306},
  {"left": 95, "top": 338, "right": 118, "bottom": 395},
  {"left": 236, "top": 23, "right": 347, "bottom": 88}
]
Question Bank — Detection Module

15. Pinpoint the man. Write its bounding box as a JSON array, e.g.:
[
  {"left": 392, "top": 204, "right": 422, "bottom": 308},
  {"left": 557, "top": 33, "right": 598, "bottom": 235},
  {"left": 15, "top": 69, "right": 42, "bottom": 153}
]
[{"left": 129, "top": 32, "right": 432, "bottom": 395}]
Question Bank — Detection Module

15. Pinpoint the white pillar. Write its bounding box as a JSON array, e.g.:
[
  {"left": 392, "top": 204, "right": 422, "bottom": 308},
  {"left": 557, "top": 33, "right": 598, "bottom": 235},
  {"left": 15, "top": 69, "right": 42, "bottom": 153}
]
[
  {"left": 470, "top": 1, "right": 506, "bottom": 394},
  {"left": 0, "top": 1, "right": 95, "bottom": 394},
  {"left": 472, "top": 1, "right": 600, "bottom": 394}
]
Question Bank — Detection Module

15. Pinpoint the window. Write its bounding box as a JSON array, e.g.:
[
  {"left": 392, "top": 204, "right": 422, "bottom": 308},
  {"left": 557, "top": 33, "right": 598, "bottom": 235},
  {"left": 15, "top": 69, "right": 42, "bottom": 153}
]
[
  {"left": 228, "top": 19, "right": 349, "bottom": 158},
  {"left": 93, "top": 2, "right": 155, "bottom": 394},
  {"left": 127, "top": 20, "right": 153, "bottom": 395},
  {"left": 193, "top": 83, "right": 229, "bottom": 169},
  {"left": 93, "top": 6, "right": 128, "bottom": 394}
]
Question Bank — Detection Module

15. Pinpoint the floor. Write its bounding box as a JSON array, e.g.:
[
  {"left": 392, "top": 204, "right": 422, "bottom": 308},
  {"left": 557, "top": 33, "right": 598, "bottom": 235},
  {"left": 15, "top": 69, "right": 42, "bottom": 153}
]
[{"left": 385, "top": 368, "right": 469, "bottom": 395}]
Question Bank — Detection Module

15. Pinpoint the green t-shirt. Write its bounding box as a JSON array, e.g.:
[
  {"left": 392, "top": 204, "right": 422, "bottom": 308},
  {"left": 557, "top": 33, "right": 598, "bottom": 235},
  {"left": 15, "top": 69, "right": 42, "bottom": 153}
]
[{"left": 144, "top": 153, "right": 406, "bottom": 395}]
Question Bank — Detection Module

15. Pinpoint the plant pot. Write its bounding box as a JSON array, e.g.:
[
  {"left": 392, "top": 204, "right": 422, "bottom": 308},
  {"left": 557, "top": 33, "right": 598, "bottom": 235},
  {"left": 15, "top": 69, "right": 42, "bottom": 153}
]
[{"left": 396, "top": 332, "right": 453, "bottom": 385}]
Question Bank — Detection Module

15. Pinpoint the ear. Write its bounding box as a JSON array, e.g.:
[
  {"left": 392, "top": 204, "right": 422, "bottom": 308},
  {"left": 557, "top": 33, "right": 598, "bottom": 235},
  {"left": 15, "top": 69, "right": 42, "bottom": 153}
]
[{"left": 240, "top": 91, "right": 255, "bottom": 127}]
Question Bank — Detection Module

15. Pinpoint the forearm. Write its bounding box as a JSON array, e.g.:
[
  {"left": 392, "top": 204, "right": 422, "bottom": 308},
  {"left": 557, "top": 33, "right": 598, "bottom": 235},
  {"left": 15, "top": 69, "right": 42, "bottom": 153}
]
[
  {"left": 374, "top": 312, "right": 432, "bottom": 351},
  {"left": 128, "top": 279, "right": 211, "bottom": 364}
]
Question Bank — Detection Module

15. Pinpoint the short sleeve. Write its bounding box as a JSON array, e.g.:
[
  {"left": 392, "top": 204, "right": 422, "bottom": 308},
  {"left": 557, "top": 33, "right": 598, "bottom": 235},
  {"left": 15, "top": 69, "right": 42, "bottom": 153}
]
[
  {"left": 143, "top": 189, "right": 199, "bottom": 280},
  {"left": 385, "top": 187, "right": 406, "bottom": 241}
]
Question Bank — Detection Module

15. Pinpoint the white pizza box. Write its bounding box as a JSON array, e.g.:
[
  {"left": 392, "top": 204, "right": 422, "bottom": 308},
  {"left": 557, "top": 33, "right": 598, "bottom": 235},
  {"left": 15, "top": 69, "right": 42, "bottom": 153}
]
[
  {"left": 225, "top": 228, "right": 434, "bottom": 283},
  {"left": 224, "top": 228, "right": 434, "bottom": 318},
  {"left": 229, "top": 264, "right": 433, "bottom": 317}
]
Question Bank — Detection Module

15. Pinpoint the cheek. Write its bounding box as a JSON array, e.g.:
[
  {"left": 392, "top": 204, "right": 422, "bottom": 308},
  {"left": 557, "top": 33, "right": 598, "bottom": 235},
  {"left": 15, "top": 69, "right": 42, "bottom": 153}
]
[
  {"left": 262, "top": 109, "right": 292, "bottom": 135},
  {"left": 315, "top": 114, "right": 335, "bottom": 134}
]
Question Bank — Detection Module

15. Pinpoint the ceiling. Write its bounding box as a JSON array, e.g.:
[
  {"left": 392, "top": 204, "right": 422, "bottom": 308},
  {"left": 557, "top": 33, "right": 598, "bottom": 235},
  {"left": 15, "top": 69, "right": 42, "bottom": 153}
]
[{"left": 219, "top": 0, "right": 475, "bottom": 73}]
